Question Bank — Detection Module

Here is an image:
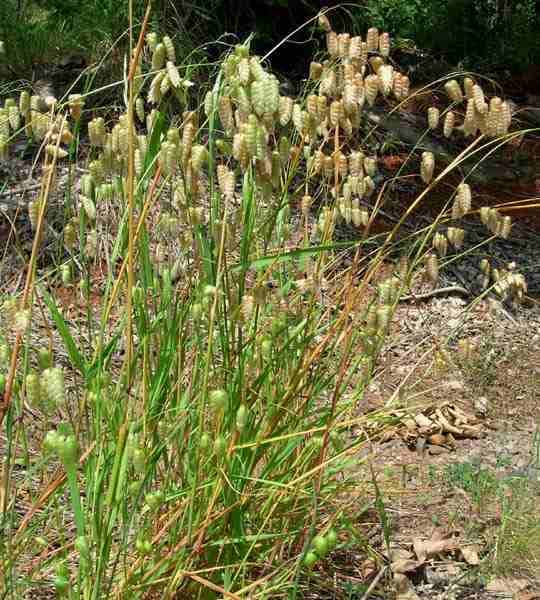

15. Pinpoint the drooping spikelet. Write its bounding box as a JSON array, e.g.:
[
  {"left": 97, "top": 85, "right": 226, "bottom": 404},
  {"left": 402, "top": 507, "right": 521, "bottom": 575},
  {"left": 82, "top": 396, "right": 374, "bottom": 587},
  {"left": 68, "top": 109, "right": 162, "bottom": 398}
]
[
  {"left": 366, "top": 27, "right": 379, "bottom": 52},
  {"left": 444, "top": 79, "right": 463, "bottom": 103},
  {"left": 452, "top": 183, "right": 471, "bottom": 219},
  {"left": 443, "top": 111, "right": 455, "bottom": 138},
  {"left": 420, "top": 151, "right": 435, "bottom": 184},
  {"left": 427, "top": 106, "right": 440, "bottom": 130}
]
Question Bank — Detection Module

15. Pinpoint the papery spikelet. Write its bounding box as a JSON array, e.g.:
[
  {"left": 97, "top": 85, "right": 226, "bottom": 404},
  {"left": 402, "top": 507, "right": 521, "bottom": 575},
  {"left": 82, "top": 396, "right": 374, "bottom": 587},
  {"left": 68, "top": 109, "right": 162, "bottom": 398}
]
[
  {"left": 463, "top": 77, "right": 475, "bottom": 99},
  {"left": 25, "top": 371, "right": 41, "bottom": 405},
  {"left": 85, "top": 229, "right": 98, "bottom": 258},
  {"left": 337, "top": 151, "right": 348, "bottom": 177},
  {"left": 498, "top": 215, "right": 512, "bottom": 239},
  {"left": 166, "top": 61, "right": 181, "bottom": 88},
  {"left": 19, "top": 90, "right": 30, "bottom": 116},
  {"left": 326, "top": 31, "right": 338, "bottom": 57},
  {"left": 160, "top": 74, "right": 171, "bottom": 96},
  {"left": 238, "top": 57, "right": 251, "bottom": 84},
  {"left": 365, "top": 75, "right": 379, "bottom": 106},
  {"left": 349, "top": 151, "right": 364, "bottom": 177},
  {"left": 378, "top": 65, "right": 393, "bottom": 96},
  {"left": 479, "top": 206, "right": 490, "bottom": 226},
  {"left": 329, "top": 100, "right": 344, "bottom": 127},
  {"left": 80, "top": 194, "right": 96, "bottom": 221},
  {"left": 309, "top": 61, "right": 323, "bottom": 81},
  {"left": 463, "top": 98, "right": 477, "bottom": 136},
  {"left": 0, "top": 109, "right": 9, "bottom": 138},
  {"left": 318, "top": 13, "right": 332, "bottom": 32},
  {"left": 444, "top": 79, "right": 463, "bottom": 103},
  {"left": 191, "top": 145, "right": 208, "bottom": 173},
  {"left": 152, "top": 43, "right": 166, "bottom": 70},
  {"left": 427, "top": 106, "right": 440, "bottom": 130},
  {"left": 366, "top": 27, "right": 379, "bottom": 52},
  {"left": 420, "top": 151, "right": 435, "bottom": 184},
  {"left": 376, "top": 305, "right": 392, "bottom": 331},
  {"left": 14, "top": 309, "right": 31, "bottom": 334},
  {"left": 68, "top": 94, "right": 84, "bottom": 121},
  {"left": 362, "top": 157, "right": 375, "bottom": 178},
  {"left": 501, "top": 101, "right": 512, "bottom": 132},
  {"left": 433, "top": 232, "right": 448, "bottom": 256},
  {"left": 148, "top": 72, "right": 164, "bottom": 104},
  {"left": 488, "top": 208, "right": 500, "bottom": 233},
  {"left": 218, "top": 95, "right": 234, "bottom": 134},
  {"left": 8, "top": 106, "right": 20, "bottom": 131},
  {"left": 443, "top": 111, "right": 455, "bottom": 138},
  {"left": 453, "top": 182, "right": 471, "bottom": 218},
  {"left": 472, "top": 84, "right": 487, "bottom": 114},
  {"left": 316, "top": 95, "right": 328, "bottom": 120},
  {"left": 162, "top": 35, "right": 175, "bottom": 63},
  {"left": 276, "top": 96, "right": 292, "bottom": 127},
  {"left": 42, "top": 367, "right": 65, "bottom": 405},
  {"left": 320, "top": 68, "right": 336, "bottom": 97},
  {"left": 349, "top": 36, "right": 362, "bottom": 60},
  {"left": 364, "top": 175, "right": 375, "bottom": 198},
  {"left": 63, "top": 221, "right": 77, "bottom": 249},
  {"left": 249, "top": 56, "right": 266, "bottom": 81},
  {"left": 146, "top": 32, "right": 158, "bottom": 51},
  {"left": 0, "top": 133, "right": 9, "bottom": 159},
  {"left": 425, "top": 253, "right": 439, "bottom": 284},
  {"left": 379, "top": 32, "right": 390, "bottom": 57},
  {"left": 337, "top": 33, "right": 351, "bottom": 58},
  {"left": 203, "top": 91, "right": 215, "bottom": 116},
  {"left": 233, "top": 132, "right": 248, "bottom": 164},
  {"left": 343, "top": 83, "right": 359, "bottom": 115},
  {"left": 46, "top": 144, "right": 68, "bottom": 159},
  {"left": 134, "top": 97, "right": 145, "bottom": 123},
  {"left": 369, "top": 56, "right": 384, "bottom": 74},
  {"left": 263, "top": 74, "right": 280, "bottom": 115},
  {"left": 447, "top": 226, "right": 465, "bottom": 249},
  {"left": 28, "top": 200, "right": 40, "bottom": 230}
]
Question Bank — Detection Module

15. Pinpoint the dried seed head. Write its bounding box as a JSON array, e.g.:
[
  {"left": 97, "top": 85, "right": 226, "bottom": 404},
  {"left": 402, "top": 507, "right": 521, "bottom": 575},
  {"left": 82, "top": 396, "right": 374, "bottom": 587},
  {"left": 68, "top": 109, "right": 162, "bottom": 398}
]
[
  {"left": 453, "top": 183, "right": 471, "bottom": 218},
  {"left": 463, "top": 98, "right": 477, "bottom": 137},
  {"left": 369, "top": 56, "right": 384, "bottom": 74},
  {"left": 472, "top": 84, "right": 487, "bottom": 114},
  {"left": 479, "top": 206, "right": 490, "bottom": 226},
  {"left": 364, "top": 175, "right": 375, "bottom": 198},
  {"left": 28, "top": 200, "right": 40, "bottom": 230},
  {"left": 152, "top": 43, "right": 166, "bottom": 70},
  {"left": 218, "top": 95, "right": 234, "bottom": 135},
  {"left": 42, "top": 367, "right": 65, "bottom": 405},
  {"left": 447, "top": 226, "right": 465, "bottom": 249},
  {"left": 326, "top": 31, "right": 338, "bottom": 57},
  {"left": 365, "top": 75, "right": 379, "bottom": 106},
  {"left": 444, "top": 79, "right": 463, "bottom": 103},
  {"left": 427, "top": 106, "right": 440, "bottom": 130},
  {"left": 329, "top": 100, "right": 344, "bottom": 127},
  {"left": 162, "top": 35, "right": 175, "bottom": 63},
  {"left": 366, "top": 27, "right": 379, "bottom": 52},
  {"left": 479, "top": 258, "right": 490, "bottom": 275},
  {"left": 420, "top": 151, "right": 435, "bottom": 184},
  {"left": 433, "top": 232, "right": 448, "bottom": 256},
  {"left": 309, "top": 61, "right": 323, "bottom": 81},
  {"left": 337, "top": 33, "right": 351, "bottom": 58},
  {"left": 379, "top": 32, "right": 390, "bottom": 57},
  {"left": 349, "top": 151, "right": 364, "bottom": 177},
  {"left": 364, "top": 156, "right": 377, "bottom": 177},
  {"left": 425, "top": 253, "right": 439, "bottom": 284},
  {"left": 378, "top": 65, "right": 394, "bottom": 96},
  {"left": 278, "top": 95, "right": 293, "bottom": 126},
  {"left": 80, "top": 194, "right": 96, "bottom": 221},
  {"left": 498, "top": 215, "right": 512, "bottom": 239},
  {"left": 463, "top": 77, "right": 475, "bottom": 99},
  {"left": 443, "top": 111, "right": 455, "bottom": 138},
  {"left": 376, "top": 305, "right": 392, "bottom": 331},
  {"left": 318, "top": 13, "right": 332, "bottom": 32}
]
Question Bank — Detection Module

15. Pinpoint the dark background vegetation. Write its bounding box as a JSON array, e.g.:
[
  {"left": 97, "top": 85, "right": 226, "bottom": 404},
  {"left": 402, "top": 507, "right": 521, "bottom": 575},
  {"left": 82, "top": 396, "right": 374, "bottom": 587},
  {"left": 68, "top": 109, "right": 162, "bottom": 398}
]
[{"left": 1, "top": 0, "right": 539, "bottom": 87}]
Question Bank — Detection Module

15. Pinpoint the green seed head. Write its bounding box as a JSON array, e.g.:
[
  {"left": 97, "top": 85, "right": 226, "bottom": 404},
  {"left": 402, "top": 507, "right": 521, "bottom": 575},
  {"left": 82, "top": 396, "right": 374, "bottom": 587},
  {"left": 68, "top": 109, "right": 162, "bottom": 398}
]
[
  {"left": 312, "top": 535, "right": 329, "bottom": 557},
  {"left": 304, "top": 551, "right": 318, "bottom": 568},
  {"left": 209, "top": 389, "right": 228, "bottom": 411},
  {"left": 326, "top": 528, "right": 338, "bottom": 548}
]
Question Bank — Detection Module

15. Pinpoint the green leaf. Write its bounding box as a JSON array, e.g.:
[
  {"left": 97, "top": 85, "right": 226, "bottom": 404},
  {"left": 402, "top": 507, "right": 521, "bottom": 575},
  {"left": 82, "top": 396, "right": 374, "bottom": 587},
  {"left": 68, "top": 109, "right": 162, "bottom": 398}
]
[{"left": 40, "top": 287, "right": 87, "bottom": 375}]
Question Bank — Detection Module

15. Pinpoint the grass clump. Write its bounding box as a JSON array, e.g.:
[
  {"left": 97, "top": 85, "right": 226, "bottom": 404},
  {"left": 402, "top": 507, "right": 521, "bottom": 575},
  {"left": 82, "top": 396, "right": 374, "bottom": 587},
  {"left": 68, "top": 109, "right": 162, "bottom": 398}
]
[{"left": 0, "top": 6, "right": 532, "bottom": 599}]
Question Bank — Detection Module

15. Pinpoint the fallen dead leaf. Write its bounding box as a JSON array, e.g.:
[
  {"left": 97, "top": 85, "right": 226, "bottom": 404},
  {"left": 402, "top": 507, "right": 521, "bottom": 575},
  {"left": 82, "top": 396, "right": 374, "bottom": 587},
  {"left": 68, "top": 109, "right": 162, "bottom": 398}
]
[
  {"left": 413, "top": 536, "right": 458, "bottom": 562},
  {"left": 460, "top": 544, "right": 481, "bottom": 565},
  {"left": 487, "top": 578, "right": 530, "bottom": 593},
  {"left": 390, "top": 558, "right": 421, "bottom": 574},
  {"left": 394, "top": 573, "right": 421, "bottom": 600}
]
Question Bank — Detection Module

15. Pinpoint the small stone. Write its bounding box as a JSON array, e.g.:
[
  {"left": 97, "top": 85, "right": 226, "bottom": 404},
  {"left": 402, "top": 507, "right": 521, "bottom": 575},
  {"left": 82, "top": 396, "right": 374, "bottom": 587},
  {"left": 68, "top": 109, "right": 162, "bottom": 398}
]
[{"left": 428, "top": 444, "right": 449, "bottom": 455}]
